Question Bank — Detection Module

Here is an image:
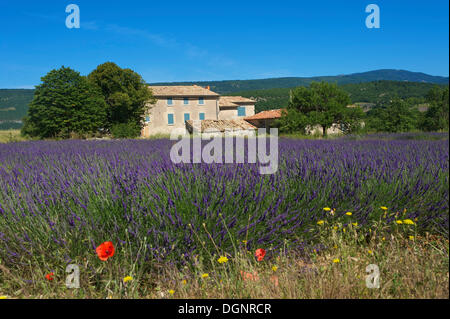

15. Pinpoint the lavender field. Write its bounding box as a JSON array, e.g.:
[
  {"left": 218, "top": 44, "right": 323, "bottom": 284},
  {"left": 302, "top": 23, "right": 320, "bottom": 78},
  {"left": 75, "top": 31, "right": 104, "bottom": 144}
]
[{"left": 0, "top": 137, "right": 448, "bottom": 275}]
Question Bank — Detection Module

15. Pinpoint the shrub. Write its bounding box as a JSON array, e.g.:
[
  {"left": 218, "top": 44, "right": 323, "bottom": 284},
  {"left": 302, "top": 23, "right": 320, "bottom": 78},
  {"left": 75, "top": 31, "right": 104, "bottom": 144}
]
[{"left": 110, "top": 122, "right": 141, "bottom": 138}]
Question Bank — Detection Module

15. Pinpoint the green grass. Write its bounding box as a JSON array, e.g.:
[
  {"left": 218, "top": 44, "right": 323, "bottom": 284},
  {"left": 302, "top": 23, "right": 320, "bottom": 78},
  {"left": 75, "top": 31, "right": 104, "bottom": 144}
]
[
  {"left": 0, "top": 130, "right": 27, "bottom": 143},
  {"left": 0, "top": 208, "right": 448, "bottom": 299}
]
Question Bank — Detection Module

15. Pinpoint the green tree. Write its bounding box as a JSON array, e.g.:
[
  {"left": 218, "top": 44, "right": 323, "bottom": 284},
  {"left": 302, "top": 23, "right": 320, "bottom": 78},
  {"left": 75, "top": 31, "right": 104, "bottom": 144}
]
[
  {"left": 340, "top": 106, "right": 366, "bottom": 134},
  {"left": 420, "top": 86, "right": 449, "bottom": 131},
  {"left": 275, "top": 108, "right": 309, "bottom": 134},
  {"left": 22, "top": 67, "right": 107, "bottom": 138},
  {"left": 288, "top": 82, "right": 359, "bottom": 136},
  {"left": 367, "top": 98, "right": 419, "bottom": 132},
  {"left": 88, "top": 62, "right": 155, "bottom": 137}
]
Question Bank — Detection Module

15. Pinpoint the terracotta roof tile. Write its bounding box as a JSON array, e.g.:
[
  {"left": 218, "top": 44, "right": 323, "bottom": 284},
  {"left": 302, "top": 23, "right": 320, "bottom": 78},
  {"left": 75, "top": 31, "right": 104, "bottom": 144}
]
[
  {"left": 148, "top": 85, "right": 219, "bottom": 97},
  {"left": 219, "top": 96, "right": 255, "bottom": 107},
  {"left": 186, "top": 119, "right": 256, "bottom": 133},
  {"left": 244, "top": 109, "right": 285, "bottom": 120}
]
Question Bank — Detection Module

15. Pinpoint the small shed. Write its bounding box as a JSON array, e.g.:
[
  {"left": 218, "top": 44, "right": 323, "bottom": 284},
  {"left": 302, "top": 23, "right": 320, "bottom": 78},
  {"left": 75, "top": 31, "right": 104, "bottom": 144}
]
[{"left": 244, "top": 109, "right": 285, "bottom": 130}]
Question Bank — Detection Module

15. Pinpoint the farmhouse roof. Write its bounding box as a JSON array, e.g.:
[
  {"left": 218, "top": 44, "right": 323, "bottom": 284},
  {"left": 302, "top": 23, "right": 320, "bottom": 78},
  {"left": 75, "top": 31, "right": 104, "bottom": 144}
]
[
  {"left": 186, "top": 119, "right": 257, "bottom": 133},
  {"left": 148, "top": 85, "right": 220, "bottom": 97},
  {"left": 219, "top": 96, "right": 255, "bottom": 107},
  {"left": 244, "top": 109, "right": 285, "bottom": 120}
]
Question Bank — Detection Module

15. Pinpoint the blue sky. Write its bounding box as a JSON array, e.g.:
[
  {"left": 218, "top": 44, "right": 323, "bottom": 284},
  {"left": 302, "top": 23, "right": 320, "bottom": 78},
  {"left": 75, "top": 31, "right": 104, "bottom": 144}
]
[{"left": 0, "top": 0, "right": 448, "bottom": 88}]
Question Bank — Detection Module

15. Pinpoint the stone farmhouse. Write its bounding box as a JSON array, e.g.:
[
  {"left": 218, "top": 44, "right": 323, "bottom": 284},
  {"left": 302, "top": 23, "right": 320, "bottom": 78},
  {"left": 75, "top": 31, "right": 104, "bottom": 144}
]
[
  {"left": 141, "top": 85, "right": 256, "bottom": 137},
  {"left": 140, "top": 85, "right": 356, "bottom": 137}
]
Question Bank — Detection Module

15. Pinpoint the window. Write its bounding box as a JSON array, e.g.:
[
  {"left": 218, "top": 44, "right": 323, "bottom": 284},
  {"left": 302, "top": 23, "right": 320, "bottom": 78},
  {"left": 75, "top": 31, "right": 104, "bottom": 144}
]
[
  {"left": 198, "top": 97, "right": 204, "bottom": 105},
  {"left": 184, "top": 113, "right": 190, "bottom": 122},
  {"left": 237, "top": 106, "right": 246, "bottom": 117},
  {"left": 167, "top": 98, "right": 173, "bottom": 106},
  {"left": 199, "top": 113, "right": 205, "bottom": 120},
  {"left": 145, "top": 115, "right": 150, "bottom": 123},
  {"left": 168, "top": 114, "right": 174, "bottom": 125},
  {"left": 184, "top": 98, "right": 189, "bottom": 105}
]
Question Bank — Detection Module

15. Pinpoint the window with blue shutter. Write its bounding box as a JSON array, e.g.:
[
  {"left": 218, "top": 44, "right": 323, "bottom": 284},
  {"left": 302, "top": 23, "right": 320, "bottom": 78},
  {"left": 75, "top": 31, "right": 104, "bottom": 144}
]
[
  {"left": 145, "top": 115, "right": 150, "bottom": 123},
  {"left": 167, "top": 98, "right": 173, "bottom": 105},
  {"left": 237, "top": 107, "right": 246, "bottom": 117},
  {"left": 199, "top": 113, "right": 205, "bottom": 120},
  {"left": 184, "top": 113, "right": 190, "bottom": 122},
  {"left": 168, "top": 114, "right": 174, "bottom": 125},
  {"left": 184, "top": 98, "right": 189, "bottom": 105},
  {"left": 198, "top": 97, "right": 204, "bottom": 105}
]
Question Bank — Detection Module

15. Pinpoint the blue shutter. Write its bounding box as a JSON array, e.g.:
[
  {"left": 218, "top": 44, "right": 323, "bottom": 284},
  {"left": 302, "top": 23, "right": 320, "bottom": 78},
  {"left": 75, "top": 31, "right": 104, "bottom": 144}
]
[
  {"left": 167, "top": 98, "right": 173, "bottom": 105},
  {"left": 145, "top": 115, "right": 150, "bottom": 123},
  {"left": 184, "top": 98, "right": 189, "bottom": 105},
  {"left": 184, "top": 113, "right": 190, "bottom": 121},
  {"left": 199, "top": 97, "right": 204, "bottom": 105},
  {"left": 237, "top": 107, "right": 246, "bottom": 117},
  {"left": 168, "top": 114, "right": 174, "bottom": 125},
  {"left": 199, "top": 113, "right": 205, "bottom": 120}
]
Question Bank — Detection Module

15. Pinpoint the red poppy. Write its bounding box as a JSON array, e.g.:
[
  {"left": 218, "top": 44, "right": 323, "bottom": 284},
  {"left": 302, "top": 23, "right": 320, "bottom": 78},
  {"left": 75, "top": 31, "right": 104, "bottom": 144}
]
[
  {"left": 96, "top": 241, "right": 115, "bottom": 261},
  {"left": 45, "top": 272, "right": 54, "bottom": 281},
  {"left": 255, "top": 248, "right": 266, "bottom": 261}
]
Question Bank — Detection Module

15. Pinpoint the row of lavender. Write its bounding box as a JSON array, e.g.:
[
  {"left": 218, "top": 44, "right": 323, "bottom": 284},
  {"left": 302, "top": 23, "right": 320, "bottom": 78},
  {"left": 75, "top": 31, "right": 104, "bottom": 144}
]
[{"left": 0, "top": 137, "right": 448, "bottom": 269}]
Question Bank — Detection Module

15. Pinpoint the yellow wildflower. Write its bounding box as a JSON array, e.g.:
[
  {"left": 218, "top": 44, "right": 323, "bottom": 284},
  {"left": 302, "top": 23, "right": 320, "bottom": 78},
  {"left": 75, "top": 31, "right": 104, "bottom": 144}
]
[
  {"left": 0, "top": 295, "right": 8, "bottom": 299},
  {"left": 201, "top": 273, "right": 209, "bottom": 279},
  {"left": 409, "top": 236, "right": 415, "bottom": 241},
  {"left": 333, "top": 226, "right": 338, "bottom": 230},
  {"left": 352, "top": 222, "right": 358, "bottom": 227},
  {"left": 382, "top": 237, "right": 386, "bottom": 241},
  {"left": 272, "top": 266, "right": 278, "bottom": 272},
  {"left": 333, "top": 245, "right": 338, "bottom": 249},
  {"left": 323, "top": 207, "right": 331, "bottom": 211},
  {"left": 123, "top": 276, "right": 133, "bottom": 283},
  {"left": 403, "top": 219, "right": 415, "bottom": 225},
  {"left": 345, "top": 212, "right": 352, "bottom": 216},
  {"left": 169, "top": 289, "right": 175, "bottom": 295},
  {"left": 182, "top": 279, "right": 187, "bottom": 285},
  {"left": 317, "top": 220, "right": 325, "bottom": 225},
  {"left": 396, "top": 220, "right": 403, "bottom": 224},
  {"left": 380, "top": 206, "right": 388, "bottom": 210},
  {"left": 368, "top": 250, "right": 373, "bottom": 255},
  {"left": 333, "top": 258, "right": 340, "bottom": 263},
  {"left": 217, "top": 256, "right": 228, "bottom": 264}
]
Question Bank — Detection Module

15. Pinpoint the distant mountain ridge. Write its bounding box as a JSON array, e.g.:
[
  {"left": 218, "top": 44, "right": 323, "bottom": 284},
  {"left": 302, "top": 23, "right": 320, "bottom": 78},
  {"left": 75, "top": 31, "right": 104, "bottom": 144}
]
[{"left": 150, "top": 69, "right": 449, "bottom": 94}]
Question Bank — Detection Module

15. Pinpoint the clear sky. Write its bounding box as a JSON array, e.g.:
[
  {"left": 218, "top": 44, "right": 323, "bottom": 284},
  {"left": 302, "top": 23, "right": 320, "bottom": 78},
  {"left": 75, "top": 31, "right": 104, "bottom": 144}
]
[{"left": 0, "top": 0, "right": 448, "bottom": 88}]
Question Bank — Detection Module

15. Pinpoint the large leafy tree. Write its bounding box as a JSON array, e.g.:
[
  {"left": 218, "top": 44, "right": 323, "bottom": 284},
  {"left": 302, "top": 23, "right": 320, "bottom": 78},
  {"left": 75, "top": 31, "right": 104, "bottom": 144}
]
[
  {"left": 420, "top": 86, "right": 449, "bottom": 131},
  {"left": 366, "top": 98, "right": 420, "bottom": 132},
  {"left": 87, "top": 62, "right": 155, "bottom": 136},
  {"left": 288, "top": 82, "right": 360, "bottom": 136},
  {"left": 22, "top": 67, "right": 107, "bottom": 138}
]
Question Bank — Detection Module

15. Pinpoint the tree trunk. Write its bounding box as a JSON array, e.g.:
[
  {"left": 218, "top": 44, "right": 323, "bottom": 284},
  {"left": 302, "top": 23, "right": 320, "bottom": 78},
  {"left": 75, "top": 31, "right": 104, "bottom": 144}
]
[{"left": 322, "top": 126, "right": 327, "bottom": 137}]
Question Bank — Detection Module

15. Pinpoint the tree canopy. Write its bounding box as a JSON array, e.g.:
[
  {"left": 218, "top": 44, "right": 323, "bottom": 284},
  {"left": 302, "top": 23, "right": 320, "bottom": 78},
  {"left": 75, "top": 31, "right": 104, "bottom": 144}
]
[
  {"left": 22, "top": 67, "right": 107, "bottom": 138},
  {"left": 366, "top": 98, "right": 420, "bottom": 133},
  {"left": 87, "top": 62, "right": 155, "bottom": 136},
  {"left": 420, "top": 86, "right": 449, "bottom": 131},
  {"left": 285, "top": 82, "right": 363, "bottom": 136}
]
